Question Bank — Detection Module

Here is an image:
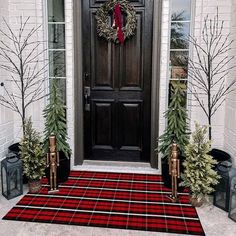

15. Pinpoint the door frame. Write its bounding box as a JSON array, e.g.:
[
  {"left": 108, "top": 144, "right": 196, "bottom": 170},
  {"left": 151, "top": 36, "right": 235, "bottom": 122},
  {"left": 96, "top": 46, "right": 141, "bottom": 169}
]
[{"left": 74, "top": 0, "right": 162, "bottom": 168}]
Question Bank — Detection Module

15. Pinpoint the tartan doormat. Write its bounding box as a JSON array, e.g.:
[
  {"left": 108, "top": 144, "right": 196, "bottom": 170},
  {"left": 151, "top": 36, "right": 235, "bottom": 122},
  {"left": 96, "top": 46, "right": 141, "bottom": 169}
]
[{"left": 3, "top": 171, "right": 205, "bottom": 235}]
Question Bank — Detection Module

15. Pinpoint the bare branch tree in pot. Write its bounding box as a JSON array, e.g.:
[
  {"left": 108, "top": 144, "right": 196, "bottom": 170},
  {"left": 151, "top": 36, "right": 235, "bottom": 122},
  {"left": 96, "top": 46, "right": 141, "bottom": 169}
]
[
  {"left": 188, "top": 9, "right": 236, "bottom": 141},
  {"left": 0, "top": 17, "right": 47, "bottom": 141}
]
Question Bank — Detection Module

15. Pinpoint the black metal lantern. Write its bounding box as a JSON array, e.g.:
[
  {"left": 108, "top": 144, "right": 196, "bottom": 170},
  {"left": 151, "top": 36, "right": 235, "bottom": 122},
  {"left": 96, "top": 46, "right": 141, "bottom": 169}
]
[
  {"left": 229, "top": 176, "right": 236, "bottom": 222},
  {"left": 213, "top": 161, "right": 236, "bottom": 211},
  {"left": 1, "top": 153, "right": 23, "bottom": 200}
]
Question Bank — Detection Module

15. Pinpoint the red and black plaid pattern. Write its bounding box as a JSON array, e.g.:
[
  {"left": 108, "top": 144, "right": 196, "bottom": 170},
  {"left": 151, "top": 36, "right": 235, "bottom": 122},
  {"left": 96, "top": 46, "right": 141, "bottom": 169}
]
[{"left": 3, "top": 171, "right": 205, "bottom": 235}]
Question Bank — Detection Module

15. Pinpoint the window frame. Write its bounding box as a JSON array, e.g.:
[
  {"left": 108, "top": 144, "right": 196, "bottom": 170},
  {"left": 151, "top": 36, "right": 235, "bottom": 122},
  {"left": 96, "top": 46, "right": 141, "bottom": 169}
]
[
  {"left": 46, "top": 0, "right": 67, "bottom": 104},
  {"left": 167, "top": 0, "right": 195, "bottom": 112}
]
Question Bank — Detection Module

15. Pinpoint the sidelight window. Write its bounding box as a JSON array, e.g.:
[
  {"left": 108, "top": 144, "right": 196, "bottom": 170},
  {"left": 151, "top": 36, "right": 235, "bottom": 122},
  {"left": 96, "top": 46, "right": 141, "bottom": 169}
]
[
  {"left": 168, "top": 0, "right": 192, "bottom": 103},
  {"left": 47, "top": 0, "right": 66, "bottom": 103}
]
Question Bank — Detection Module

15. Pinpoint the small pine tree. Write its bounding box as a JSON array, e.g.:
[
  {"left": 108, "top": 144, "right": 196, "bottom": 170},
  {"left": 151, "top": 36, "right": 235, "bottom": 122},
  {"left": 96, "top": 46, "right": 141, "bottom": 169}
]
[
  {"left": 43, "top": 80, "right": 71, "bottom": 158},
  {"left": 20, "top": 118, "right": 45, "bottom": 180},
  {"left": 180, "top": 123, "right": 220, "bottom": 200},
  {"left": 158, "top": 82, "right": 189, "bottom": 158}
]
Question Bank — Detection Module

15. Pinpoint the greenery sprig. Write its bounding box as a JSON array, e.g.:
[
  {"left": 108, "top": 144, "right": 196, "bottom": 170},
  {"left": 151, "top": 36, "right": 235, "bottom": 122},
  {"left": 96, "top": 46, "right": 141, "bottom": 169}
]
[
  {"left": 43, "top": 80, "right": 71, "bottom": 158},
  {"left": 20, "top": 118, "right": 45, "bottom": 181}
]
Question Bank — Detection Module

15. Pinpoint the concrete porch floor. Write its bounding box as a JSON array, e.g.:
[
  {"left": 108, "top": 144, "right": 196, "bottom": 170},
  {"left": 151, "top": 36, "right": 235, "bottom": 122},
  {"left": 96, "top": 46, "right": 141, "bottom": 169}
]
[{"left": 0, "top": 162, "right": 236, "bottom": 236}]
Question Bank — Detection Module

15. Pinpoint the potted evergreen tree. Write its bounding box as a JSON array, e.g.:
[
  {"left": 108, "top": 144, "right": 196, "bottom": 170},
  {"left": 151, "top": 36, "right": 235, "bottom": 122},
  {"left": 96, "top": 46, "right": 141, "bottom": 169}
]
[
  {"left": 156, "top": 81, "right": 189, "bottom": 187},
  {"left": 43, "top": 80, "right": 71, "bottom": 183},
  {"left": 20, "top": 118, "right": 46, "bottom": 193},
  {"left": 180, "top": 123, "right": 220, "bottom": 207}
]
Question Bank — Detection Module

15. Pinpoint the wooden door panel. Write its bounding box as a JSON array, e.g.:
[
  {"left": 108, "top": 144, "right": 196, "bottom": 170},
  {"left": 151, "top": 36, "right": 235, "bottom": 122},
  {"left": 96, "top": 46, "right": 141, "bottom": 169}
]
[
  {"left": 91, "top": 100, "right": 115, "bottom": 148},
  {"left": 120, "top": 10, "right": 143, "bottom": 90},
  {"left": 91, "top": 12, "right": 114, "bottom": 90},
  {"left": 119, "top": 101, "right": 142, "bottom": 150}
]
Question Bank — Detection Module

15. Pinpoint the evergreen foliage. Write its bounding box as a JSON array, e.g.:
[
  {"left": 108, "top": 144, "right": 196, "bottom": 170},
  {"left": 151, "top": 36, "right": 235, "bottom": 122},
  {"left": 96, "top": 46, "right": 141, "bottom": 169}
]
[
  {"left": 43, "top": 80, "right": 71, "bottom": 158},
  {"left": 180, "top": 123, "right": 220, "bottom": 200},
  {"left": 157, "top": 82, "right": 189, "bottom": 158},
  {"left": 20, "top": 118, "right": 45, "bottom": 180}
]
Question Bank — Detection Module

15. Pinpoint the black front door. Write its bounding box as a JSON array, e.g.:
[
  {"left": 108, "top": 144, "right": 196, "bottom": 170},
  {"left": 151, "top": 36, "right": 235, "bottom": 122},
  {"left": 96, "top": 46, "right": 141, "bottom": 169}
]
[{"left": 82, "top": 0, "right": 154, "bottom": 162}]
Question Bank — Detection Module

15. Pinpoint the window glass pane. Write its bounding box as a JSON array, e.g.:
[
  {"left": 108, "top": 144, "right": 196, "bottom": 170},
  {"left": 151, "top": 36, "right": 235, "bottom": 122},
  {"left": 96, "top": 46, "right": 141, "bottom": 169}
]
[
  {"left": 170, "top": 51, "right": 188, "bottom": 79},
  {"left": 171, "top": 0, "right": 191, "bottom": 21},
  {"left": 48, "top": 0, "right": 65, "bottom": 22},
  {"left": 50, "top": 78, "right": 66, "bottom": 104},
  {"left": 171, "top": 22, "right": 190, "bottom": 49},
  {"left": 49, "top": 51, "right": 66, "bottom": 77},
  {"left": 48, "top": 24, "right": 65, "bottom": 49}
]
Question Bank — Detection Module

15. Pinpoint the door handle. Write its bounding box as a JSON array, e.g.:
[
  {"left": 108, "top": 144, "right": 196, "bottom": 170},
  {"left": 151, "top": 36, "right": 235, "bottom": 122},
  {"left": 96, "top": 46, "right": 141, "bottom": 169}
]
[
  {"left": 84, "top": 72, "right": 90, "bottom": 81},
  {"left": 84, "top": 86, "right": 91, "bottom": 111}
]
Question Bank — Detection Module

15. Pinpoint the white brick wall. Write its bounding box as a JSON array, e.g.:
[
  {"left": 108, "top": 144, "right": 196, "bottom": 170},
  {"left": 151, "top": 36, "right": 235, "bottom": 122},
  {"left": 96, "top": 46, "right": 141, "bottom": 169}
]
[
  {"left": 158, "top": 0, "right": 170, "bottom": 140},
  {"left": 189, "top": 0, "right": 232, "bottom": 149},
  {"left": 9, "top": 0, "right": 45, "bottom": 139},
  {"left": 224, "top": 0, "right": 236, "bottom": 166},
  {"left": 0, "top": 0, "right": 14, "bottom": 160},
  {"left": 0, "top": 0, "right": 46, "bottom": 160},
  {"left": 65, "top": 0, "right": 75, "bottom": 167}
]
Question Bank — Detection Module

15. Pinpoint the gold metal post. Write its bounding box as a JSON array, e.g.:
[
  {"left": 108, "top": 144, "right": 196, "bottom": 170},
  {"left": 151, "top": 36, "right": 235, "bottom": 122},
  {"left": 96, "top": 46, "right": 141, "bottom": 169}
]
[
  {"left": 167, "top": 140, "right": 180, "bottom": 202},
  {"left": 47, "top": 134, "right": 59, "bottom": 194}
]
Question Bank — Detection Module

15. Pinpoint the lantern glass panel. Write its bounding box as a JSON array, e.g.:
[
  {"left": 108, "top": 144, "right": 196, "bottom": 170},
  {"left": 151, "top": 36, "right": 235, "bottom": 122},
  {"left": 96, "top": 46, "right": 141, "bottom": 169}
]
[
  {"left": 229, "top": 177, "right": 236, "bottom": 222},
  {"left": 215, "top": 191, "right": 227, "bottom": 210},
  {"left": 1, "top": 166, "right": 7, "bottom": 195},
  {"left": 9, "top": 169, "right": 21, "bottom": 196},
  {"left": 214, "top": 176, "right": 228, "bottom": 210},
  {"left": 229, "top": 193, "right": 236, "bottom": 221}
]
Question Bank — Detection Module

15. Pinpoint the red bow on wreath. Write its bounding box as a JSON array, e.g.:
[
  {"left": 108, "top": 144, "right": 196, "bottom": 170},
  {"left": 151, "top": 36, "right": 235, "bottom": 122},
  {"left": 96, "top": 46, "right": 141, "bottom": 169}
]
[{"left": 113, "top": 4, "right": 125, "bottom": 44}]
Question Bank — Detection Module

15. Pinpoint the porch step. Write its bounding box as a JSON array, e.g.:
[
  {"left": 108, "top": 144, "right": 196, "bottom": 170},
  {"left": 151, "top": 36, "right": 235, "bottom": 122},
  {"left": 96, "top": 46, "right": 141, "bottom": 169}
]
[{"left": 73, "top": 160, "right": 161, "bottom": 175}]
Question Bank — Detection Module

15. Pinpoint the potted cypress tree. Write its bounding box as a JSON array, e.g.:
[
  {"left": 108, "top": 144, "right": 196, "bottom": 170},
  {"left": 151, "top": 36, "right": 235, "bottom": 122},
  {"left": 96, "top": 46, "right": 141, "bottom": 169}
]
[
  {"left": 156, "top": 81, "right": 189, "bottom": 187},
  {"left": 20, "top": 118, "right": 46, "bottom": 193},
  {"left": 43, "top": 80, "right": 71, "bottom": 183},
  {"left": 180, "top": 123, "right": 220, "bottom": 207}
]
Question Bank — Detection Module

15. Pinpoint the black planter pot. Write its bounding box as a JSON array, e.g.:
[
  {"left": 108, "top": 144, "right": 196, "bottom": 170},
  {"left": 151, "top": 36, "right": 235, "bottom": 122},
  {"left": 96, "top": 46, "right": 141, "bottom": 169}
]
[
  {"left": 45, "top": 151, "right": 70, "bottom": 183},
  {"left": 8, "top": 143, "right": 71, "bottom": 184},
  {"left": 208, "top": 148, "right": 232, "bottom": 196},
  {"left": 161, "top": 156, "right": 185, "bottom": 190},
  {"left": 8, "top": 142, "right": 20, "bottom": 157},
  {"left": 209, "top": 148, "right": 231, "bottom": 164},
  {"left": 161, "top": 158, "right": 172, "bottom": 188},
  {"left": 8, "top": 142, "right": 28, "bottom": 184}
]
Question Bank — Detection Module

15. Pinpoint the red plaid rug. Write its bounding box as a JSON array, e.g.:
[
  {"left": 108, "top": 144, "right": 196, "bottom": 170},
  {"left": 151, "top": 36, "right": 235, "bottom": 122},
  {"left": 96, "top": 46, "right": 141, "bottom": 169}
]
[{"left": 3, "top": 171, "right": 205, "bottom": 235}]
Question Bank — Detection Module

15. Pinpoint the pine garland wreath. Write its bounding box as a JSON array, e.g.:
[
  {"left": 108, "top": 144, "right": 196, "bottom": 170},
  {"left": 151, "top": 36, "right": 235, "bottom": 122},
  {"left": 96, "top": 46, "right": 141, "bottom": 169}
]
[
  {"left": 157, "top": 82, "right": 190, "bottom": 158},
  {"left": 43, "top": 80, "right": 71, "bottom": 158},
  {"left": 96, "top": 0, "right": 137, "bottom": 43},
  {"left": 180, "top": 123, "right": 220, "bottom": 200}
]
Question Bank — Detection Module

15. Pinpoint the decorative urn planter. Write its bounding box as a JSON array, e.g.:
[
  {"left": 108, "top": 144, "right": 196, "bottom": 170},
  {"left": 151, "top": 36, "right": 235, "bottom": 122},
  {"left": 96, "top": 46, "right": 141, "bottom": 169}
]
[
  {"left": 190, "top": 196, "right": 204, "bottom": 207},
  {"left": 28, "top": 179, "right": 41, "bottom": 193}
]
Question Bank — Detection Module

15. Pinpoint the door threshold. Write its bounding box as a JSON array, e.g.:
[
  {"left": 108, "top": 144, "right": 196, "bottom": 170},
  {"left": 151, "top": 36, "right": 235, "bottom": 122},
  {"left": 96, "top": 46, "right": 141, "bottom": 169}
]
[{"left": 73, "top": 160, "right": 161, "bottom": 175}]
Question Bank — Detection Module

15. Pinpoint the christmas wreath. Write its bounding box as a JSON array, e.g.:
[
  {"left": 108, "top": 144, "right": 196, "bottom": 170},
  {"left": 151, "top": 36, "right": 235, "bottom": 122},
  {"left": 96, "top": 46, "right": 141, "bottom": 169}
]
[{"left": 95, "top": 0, "right": 137, "bottom": 44}]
